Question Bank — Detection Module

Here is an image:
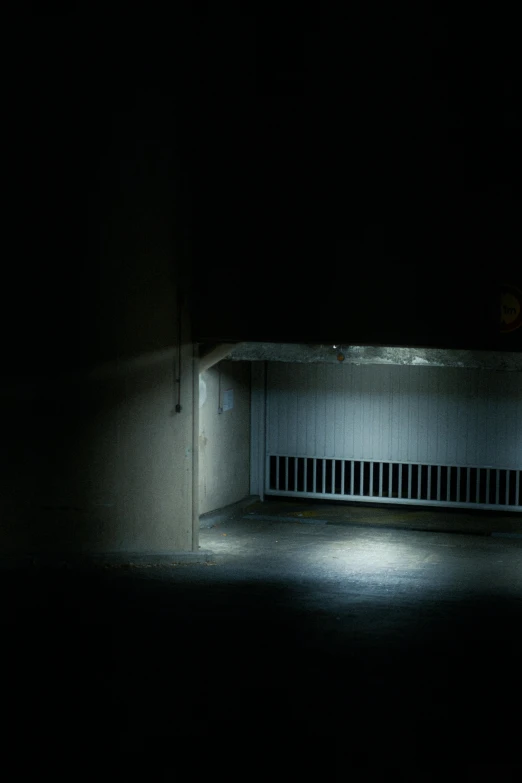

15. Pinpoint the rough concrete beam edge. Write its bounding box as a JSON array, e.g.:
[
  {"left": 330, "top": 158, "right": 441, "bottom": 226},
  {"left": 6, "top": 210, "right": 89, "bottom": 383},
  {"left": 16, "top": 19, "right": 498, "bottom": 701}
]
[{"left": 228, "top": 342, "right": 522, "bottom": 371}]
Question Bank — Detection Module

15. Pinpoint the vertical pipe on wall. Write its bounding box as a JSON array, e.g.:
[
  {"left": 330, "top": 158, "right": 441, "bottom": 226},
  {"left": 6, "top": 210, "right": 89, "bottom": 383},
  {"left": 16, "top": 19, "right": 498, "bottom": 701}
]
[
  {"left": 192, "top": 342, "right": 199, "bottom": 552},
  {"left": 175, "top": 292, "right": 183, "bottom": 414},
  {"left": 250, "top": 365, "right": 258, "bottom": 495},
  {"left": 262, "top": 363, "right": 268, "bottom": 499}
]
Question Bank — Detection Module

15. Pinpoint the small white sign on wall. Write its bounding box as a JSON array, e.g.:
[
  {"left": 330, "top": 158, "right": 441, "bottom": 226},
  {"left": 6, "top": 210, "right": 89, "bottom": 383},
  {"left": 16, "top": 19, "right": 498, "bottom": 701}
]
[
  {"left": 222, "top": 388, "right": 234, "bottom": 412},
  {"left": 199, "top": 376, "right": 207, "bottom": 408}
]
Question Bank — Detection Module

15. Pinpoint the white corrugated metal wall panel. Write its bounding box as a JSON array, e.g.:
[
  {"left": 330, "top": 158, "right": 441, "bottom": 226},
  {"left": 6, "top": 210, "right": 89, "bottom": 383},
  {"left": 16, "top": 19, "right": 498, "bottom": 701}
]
[{"left": 267, "top": 363, "right": 522, "bottom": 470}]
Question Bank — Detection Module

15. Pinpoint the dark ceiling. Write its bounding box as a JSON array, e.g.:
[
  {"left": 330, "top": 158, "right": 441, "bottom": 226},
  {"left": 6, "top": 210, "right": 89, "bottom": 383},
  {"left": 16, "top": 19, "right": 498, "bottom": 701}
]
[
  {"left": 189, "top": 6, "right": 521, "bottom": 350},
  {"left": 4, "top": 5, "right": 521, "bottom": 371}
]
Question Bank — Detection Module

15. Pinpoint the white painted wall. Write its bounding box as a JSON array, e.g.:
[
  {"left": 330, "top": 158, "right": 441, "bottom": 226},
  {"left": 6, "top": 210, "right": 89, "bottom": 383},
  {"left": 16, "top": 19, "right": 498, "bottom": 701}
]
[
  {"left": 0, "top": 347, "right": 195, "bottom": 555},
  {"left": 266, "top": 362, "right": 522, "bottom": 469},
  {"left": 199, "top": 361, "right": 251, "bottom": 515}
]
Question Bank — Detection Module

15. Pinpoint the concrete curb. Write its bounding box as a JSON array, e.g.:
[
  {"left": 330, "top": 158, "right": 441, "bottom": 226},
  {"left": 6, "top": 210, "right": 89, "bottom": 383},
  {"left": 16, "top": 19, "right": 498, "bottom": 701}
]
[
  {"left": 0, "top": 550, "right": 215, "bottom": 569},
  {"left": 243, "top": 513, "right": 522, "bottom": 539},
  {"left": 246, "top": 513, "right": 327, "bottom": 526},
  {"left": 491, "top": 532, "right": 522, "bottom": 539},
  {"left": 200, "top": 495, "right": 259, "bottom": 529}
]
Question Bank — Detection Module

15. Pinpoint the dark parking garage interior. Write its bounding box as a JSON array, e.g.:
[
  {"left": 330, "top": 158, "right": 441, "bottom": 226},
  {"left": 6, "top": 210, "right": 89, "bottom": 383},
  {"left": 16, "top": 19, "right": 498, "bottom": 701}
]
[{"left": 2, "top": 4, "right": 522, "bottom": 774}]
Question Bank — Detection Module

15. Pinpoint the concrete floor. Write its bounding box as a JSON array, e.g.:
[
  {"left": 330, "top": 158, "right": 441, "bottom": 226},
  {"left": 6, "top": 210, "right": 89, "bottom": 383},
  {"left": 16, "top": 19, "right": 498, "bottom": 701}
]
[{"left": 3, "top": 501, "right": 522, "bottom": 772}]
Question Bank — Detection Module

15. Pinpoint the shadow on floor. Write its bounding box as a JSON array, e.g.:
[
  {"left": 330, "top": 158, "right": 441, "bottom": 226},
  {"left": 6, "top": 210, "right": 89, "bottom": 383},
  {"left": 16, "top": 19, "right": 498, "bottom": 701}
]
[{"left": 2, "top": 560, "right": 522, "bottom": 770}]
